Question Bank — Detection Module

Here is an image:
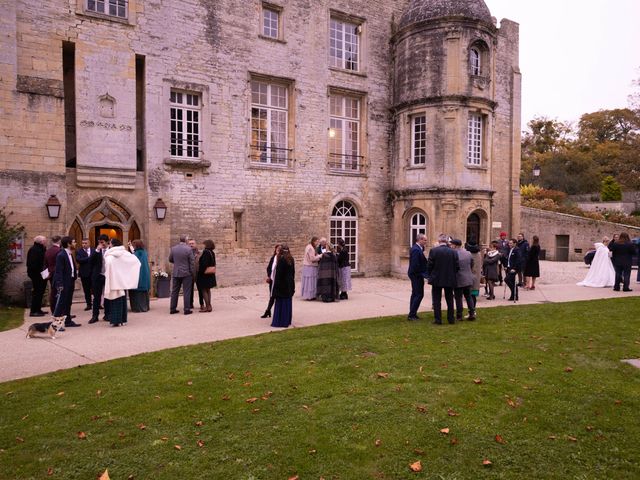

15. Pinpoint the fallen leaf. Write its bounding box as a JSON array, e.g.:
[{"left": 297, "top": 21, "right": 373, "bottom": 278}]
[
  {"left": 187, "top": 395, "right": 194, "bottom": 400},
  {"left": 440, "top": 428, "right": 450, "bottom": 435},
  {"left": 614, "top": 400, "right": 622, "bottom": 405},
  {"left": 548, "top": 435, "right": 557, "bottom": 440},
  {"left": 197, "top": 440, "right": 205, "bottom": 448},
  {"left": 195, "top": 421, "right": 204, "bottom": 427},
  {"left": 528, "top": 367, "right": 534, "bottom": 372},
  {"left": 77, "top": 431, "right": 87, "bottom": 440},
  {"left": 483, "top": 459, "right": 492, "bottom": 467},
  {"left": 242, "top": 382, "right": 252, "bottom": 387},
  {"left": 137, "top": 424, "right": 146, "bottom": 430},
  {"left": 21, "top": 414, "right": 29, "bottom": 420},
  {"left": 245, "top": 397, "right": 258, "bottom": 403},
  {"left": 15, "top": 437, "right": 24, "bottom": 443},
  {"left": 564, "top": 367, "right": 573, "bottom": 373},
  {"left": 377, "top": 372, "right": 390, "bottom": 379},
  {"left": 154, "top": 395, "right": 161, "bottom": 399},
  {"left": 222, "top": 394, "right": 230, "bottom": 401},
  {"left": 495, "top": 434, "right": 505, "bottom": 444},
  {"left": 415, "top": 404, "right": 428, "bottom": 413},
  {"left": 413, "top": 448, "right": 424, "bottom": 454},
  {"left": 447, "top": 408, "right": 459, "bottom": 417},
  {"left": 394, "top": 385, "right": 402, "bottom": 392},
  {"left": 227, "top": 373, "right": 235, "bottom": 380},
  {"left": 118, "top": 432, "right": 126, "bottom": 438},
  {"left": 47, "top": 467, "right": 54, "bottom": 476},
  {"left": 440, "top": 364, "right": 448, "bottom": 368},
  {"left": 450, "top": 437, "right": 459, "bottom": 445},
  {"left": 409, "top": 460, "right": 422, "bottom": 472},
  {"left": 567, "top": 436, "right": 578, "bottom": 442},
  {"left": 252, "top": 408, "right": 260, "bottom": 413},
  {"left": 375, "top": 439, "right": 382, "bottom": 447},
  {"left": 56, "top": 391, "right": 65, "bottom": 396},
  {"left": 174, "top": 445, "right": 182, "bottom": 451},
  {"left": 187, "top": 381, "right": 193, "bottom": 386},
  {"left": 160, "top": 436, "right": 168, "bottom": 441},
  {"left": 419, "top": 366, "right": 424, "bottom": 373},
  {"left": 473, "top": 378, "right": 483, "bottom": 384},
  {"left": 586, "top": 425, "right": 594, "bottom": 431},
  {"left": 96, "top": 390, "right": 102, "bottom": 396},
  {"left": 99, "top": 469, "right": 110, "bottom": 480},
  {"left": 91, "top": 415, "right": 101, "bottom": 421},
  {"left": 308, "top": 449, "right": 317, "bottom": 454},
  {"left": 302, "top": 405, "right": 310, "bottom": 410},
  {"left": 288, "top": 476, "right": 299, "bottom": 480}
]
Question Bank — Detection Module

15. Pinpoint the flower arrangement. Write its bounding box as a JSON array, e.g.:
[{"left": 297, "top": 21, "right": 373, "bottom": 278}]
[{"left": 153, "top": 269, "right": 169, "bottom": 279}]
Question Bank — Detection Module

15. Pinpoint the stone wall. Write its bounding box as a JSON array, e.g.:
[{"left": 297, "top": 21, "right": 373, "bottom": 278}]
[{"left": 521, "top": 207, "right": 640, "bottom": 262}]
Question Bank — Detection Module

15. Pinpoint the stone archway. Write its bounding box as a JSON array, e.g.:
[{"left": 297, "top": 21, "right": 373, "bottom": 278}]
[{"left": 68, "top": 197, "right": 141, "bottom": 247}]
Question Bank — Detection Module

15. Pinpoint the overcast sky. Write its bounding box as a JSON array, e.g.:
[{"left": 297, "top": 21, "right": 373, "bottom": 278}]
[{"left": 484, "top": 0, "right": 640, "bottom": 128}]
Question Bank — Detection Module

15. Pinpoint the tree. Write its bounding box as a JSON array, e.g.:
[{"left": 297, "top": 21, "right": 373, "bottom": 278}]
[
  {"left": 0, "top": 209, "right": 25, "bottom": 304},
  {"left": 578, "top": 109, "right": 640, "bottom": 144},
  {"left": 600, "top": 176, "right": 622, "bottom": 201}
]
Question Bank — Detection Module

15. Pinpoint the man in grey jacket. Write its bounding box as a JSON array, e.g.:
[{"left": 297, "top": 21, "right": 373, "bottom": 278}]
[
  {"left": 451, "top": 239, "right": 476, "bottom": 321},
  {"left": 169, "top": 235, "right": 195, "bottom": 315}
]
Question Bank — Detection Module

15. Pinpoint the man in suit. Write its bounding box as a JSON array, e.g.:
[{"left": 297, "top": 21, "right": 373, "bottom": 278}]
[
  {"left": 169, "top": 234, "right": 195, "bottom": 315},
  {"left": 503, "top": 238, "right": 522, "bottom": 301},
  {"left": 451, "top": 239, "right": 476, "bottom": 321},
  {"left": 44, "top": 235, "right": 62, "bottom": 313},
  {"left": 75, "top": 238, "right": 94, "bottom": 311},
  {"left": 88, "top": 234, "right": 109, "bottom": 324},
  {"left": 188, "top": 238, "right": 203, "bottom": 311},
  {"left": 26, "top": 235, "right": 48, "bottom": 317},
  {"left": 53, "top": 236, "right": 80, "bottom": 327},
  {"left": 407, "top": 233, "right": 428, "bottom": 321},
  {"left": 427, "top": 234, "right": 459, "bottom": 325}
]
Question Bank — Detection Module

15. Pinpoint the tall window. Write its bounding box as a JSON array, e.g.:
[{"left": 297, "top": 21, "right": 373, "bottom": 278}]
[
  {"left": 251, "top": 80, "right": 289, "bottom": 165},
  {"left": 330, "top": 201, "right": 358, "bottom": 270},
  {"left": 411, "top": 115, "right": 426, "bottom": 165},
  {"left": 410, "top": 213, "right": 427, "bottom": 246},
  {"left": 329, "top": 93, "right": 361, "bottom": 171},
  {"left": 467, "top": 113, "right": 482, "bottom": 166},
  {"left": 170, "top": 90, "right": 200, "bottom": 159},
  {"left": 262, "top": 6, "right": 280, "bottom": 39},
  {"left": 87, "top": 0, "right": 127, "bottom": 19},
  {"left": 329, "top": 18, "right": 360, "bottom": 71},
  {"left": 469, "top": 47, "right": 481, "bottom": 76}
]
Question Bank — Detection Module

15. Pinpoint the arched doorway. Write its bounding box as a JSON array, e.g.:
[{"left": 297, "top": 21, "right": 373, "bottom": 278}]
[
  {"left": 68, "top": 197, "right": 142, "bottom": 247},
  {"left": 466, "top": 212, "right": 481, "bottom": 245},
  {"left": 330, "top": 200, "right": 358, "bottom": 271}
]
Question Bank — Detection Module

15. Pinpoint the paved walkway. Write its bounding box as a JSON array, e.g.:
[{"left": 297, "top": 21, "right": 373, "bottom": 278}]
[{"left": 2, "top": 261, "right": 638, "bottom": 383}]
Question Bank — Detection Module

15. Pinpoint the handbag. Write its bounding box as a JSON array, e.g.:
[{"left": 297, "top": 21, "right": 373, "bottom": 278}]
[{"left": 204, "top": 266, "right": 216, "bottom": 275}]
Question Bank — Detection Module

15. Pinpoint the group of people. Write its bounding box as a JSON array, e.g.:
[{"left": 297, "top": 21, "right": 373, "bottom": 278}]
[
  {"left": 26, "top": 234, "right": 148, "bottom": 328},
  {"left": 578, "top": 232, "right": 638, "bottom": 291},
  {"left": 257, "top": 236, "right": 353, "bottom": 329},
  {"left": 407, "top": 231, "right": 542, "bottom": 324}
]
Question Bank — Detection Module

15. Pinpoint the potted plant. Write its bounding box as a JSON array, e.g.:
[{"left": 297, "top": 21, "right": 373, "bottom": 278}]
[{"left": 153, "top": 269, "right": 170, "bottom": 298}]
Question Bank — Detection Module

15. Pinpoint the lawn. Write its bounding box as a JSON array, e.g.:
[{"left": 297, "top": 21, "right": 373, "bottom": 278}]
[
  {"left": 0, "top": 306, "right": 25, "bottom": 333},
  {"left": 1, "top": 298, "right": 639, "bottom": 479}
]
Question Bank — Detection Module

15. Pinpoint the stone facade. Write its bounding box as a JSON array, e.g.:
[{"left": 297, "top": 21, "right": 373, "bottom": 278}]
[
  {"left": 1, "top": 0, "right": 520, "bottom": 300},
  {"left": 521, "top": 207, "right": 640, "bottom": 262}
]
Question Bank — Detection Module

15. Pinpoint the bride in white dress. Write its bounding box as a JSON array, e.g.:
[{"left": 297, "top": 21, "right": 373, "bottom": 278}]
[{"left": 577, "top": 242, "right": 615, "bottom": 287}]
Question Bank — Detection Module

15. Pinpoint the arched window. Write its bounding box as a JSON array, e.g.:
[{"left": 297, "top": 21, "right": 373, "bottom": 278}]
[
  {"left": 409, "top": 212, "right": 427, "bottom": 247},
  {"left": 330, "top": 201, "right": 358, "bottom": 270},
  {"left": 466, "top": 213, "right": 481, "bottom": 245},
  {"left": 469, "top": 48, "right": 481, "bottom": 76}
]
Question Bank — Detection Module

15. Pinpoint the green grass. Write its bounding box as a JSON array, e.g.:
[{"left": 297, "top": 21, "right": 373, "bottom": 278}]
[
  {"left": 1, "top": 299, "right": 639, "bottom": 479},
  {"left": 0, "top": 306, "right": 25, "bottom": 333}
]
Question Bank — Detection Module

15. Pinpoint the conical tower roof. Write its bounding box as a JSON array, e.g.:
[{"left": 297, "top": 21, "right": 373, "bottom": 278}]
[{"left": 399, "top": 0, "right": 493, "bottom": 28}]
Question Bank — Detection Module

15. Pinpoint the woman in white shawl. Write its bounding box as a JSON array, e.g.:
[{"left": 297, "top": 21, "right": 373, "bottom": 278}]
[
  {"left": 104, "top": 238, "right": 141, "bottom": 326},
  {"left": 577, "top": 241, "right": 615, "bottom": 288}
]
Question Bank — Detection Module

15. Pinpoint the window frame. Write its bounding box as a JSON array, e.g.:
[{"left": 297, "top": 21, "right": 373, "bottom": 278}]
[
  {"left": 467, "top": 112, "right": 483, "bottom": 166},
  {"left": 411, "top": 114, "right": 427, "bottom": 166},
  {"left": 169, "top": 89, "right": 202, "bottom": 161},
  {"left": 260, "top": 3, "right": 283, "bottom": 41},
  {"left": 328, "top": 91, "right": 365, "bottom": 174},
  {"left": 79, "top": 0, "right": 136, "bottom": 24},
  {"left": 329, "top": 12, "right": 364, "bottom": 73},
  {"left": 249, "top": 77, "right": 293, "bottom": 168},
  {"left": 330, "top": 200, "right": 359, "bottom": 271},
  {"left": 409, "top": 212, "right": 427, "bottom": 247},
  {"left": 469, "top": 47, "right": 481, "bottom": 76}
]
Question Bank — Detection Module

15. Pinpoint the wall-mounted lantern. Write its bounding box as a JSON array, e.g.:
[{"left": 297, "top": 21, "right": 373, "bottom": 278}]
[
  {"left": 45, "top": 195, "right": 61, "bottom": 219},
  {"left": 153, "top": 198, "right": 167, "bottom": 220}
]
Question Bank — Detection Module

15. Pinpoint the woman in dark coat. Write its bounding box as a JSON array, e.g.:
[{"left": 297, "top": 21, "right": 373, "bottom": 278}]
[
  {"left": 608, "top": 232, "right": 636, "bottom": 292},
  {"left": 316, "top": 244, "right": 339, "bottom": 302},
  {"left": 196, "top": 239, "right": 217, "bottom": 312},
  {"left": 129, "top": 239, "right": 151, "bottom": 312},
  {"left": 524, "top": 235, "right": 541, "bottom": 290},
  {"left": 261, "top": 244, "right": 281, "bottom": 318},
  {"left": 482, "top": 241, "right": 501, "bottom": 300},
  {"left": 271, "top": 244, "right": 295, "bottom": 328}
]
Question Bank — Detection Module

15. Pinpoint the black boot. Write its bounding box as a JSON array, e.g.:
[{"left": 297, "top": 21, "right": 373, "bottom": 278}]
[{"left": 260, "top": 310, "right": 271, "bottom": 318}]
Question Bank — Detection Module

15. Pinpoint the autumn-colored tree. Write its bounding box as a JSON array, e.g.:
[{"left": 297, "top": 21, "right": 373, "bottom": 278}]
[
  {"left": 600, "top": 175, "right": 622, "bottom": 201},
  {"left": 0, "top": 209, "right": 25, "bottom": 304}
]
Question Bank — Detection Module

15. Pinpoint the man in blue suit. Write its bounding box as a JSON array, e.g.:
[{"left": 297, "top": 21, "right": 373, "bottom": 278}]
[
  {"left": 75, "top": 238, "right": 94, "bottom": 311},
  {"left": 53, "top": 236, "right": 81, "bottom": 327},
  {"left": 427, "top": 234, "right": 459, "bottom": 324},
  {"left": 407, "top": 233, "right": 428, "bottom": 321},
  {"left": 502, "top": 238, "right": 522, "bottom": 301}
]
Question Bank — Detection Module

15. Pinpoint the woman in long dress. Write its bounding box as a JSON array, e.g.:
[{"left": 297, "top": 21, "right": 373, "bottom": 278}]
[
  {"left": 524, "top": 235, "right": 541, "bottom": 290},
  {"left": 301, "top": 236, "right": 321, "bottom": 300},
  {"left": 271, "top": 244, "right": 295, "bottom": 328},
  {"left": 577, "top": 242, "right": 615, "bottom": 288},
  {"left": 316, "top": 244, "right": 339, "bottom": 303},
  {"left": 196, "top": 240, "right": 216, "bottom": 312},
  {"left": 260, "top": 244, "right": 281, "bottom": 318},
  {"left": 104, "top": 238, "right": 140, "bottom": 326},
  {"left": 129, "top": 239, "right": 151, "bottom": 312}
]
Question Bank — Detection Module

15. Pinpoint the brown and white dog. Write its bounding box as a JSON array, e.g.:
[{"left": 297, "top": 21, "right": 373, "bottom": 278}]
[{"left": 26, "top": 316, "right": 66, "bottom": 339}]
